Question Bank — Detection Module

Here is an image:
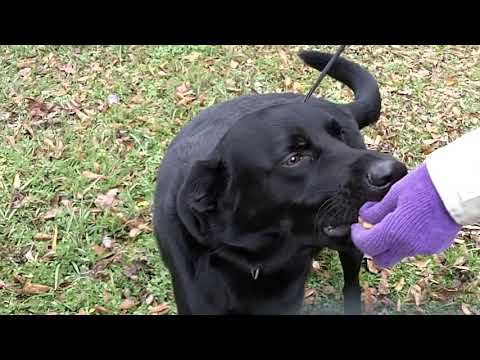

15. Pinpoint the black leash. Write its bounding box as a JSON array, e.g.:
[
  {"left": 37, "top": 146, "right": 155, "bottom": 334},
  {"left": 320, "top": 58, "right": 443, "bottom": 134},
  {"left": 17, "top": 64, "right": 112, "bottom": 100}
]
[{"left": 303, "top": 45, "right": 347, "bottom": 103}]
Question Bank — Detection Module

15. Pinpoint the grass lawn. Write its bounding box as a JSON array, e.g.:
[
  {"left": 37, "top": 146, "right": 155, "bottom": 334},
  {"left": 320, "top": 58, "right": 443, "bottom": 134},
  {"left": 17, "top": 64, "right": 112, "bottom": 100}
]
[{"left": 1, "top": 45, "right": 480, "bottom": 315}]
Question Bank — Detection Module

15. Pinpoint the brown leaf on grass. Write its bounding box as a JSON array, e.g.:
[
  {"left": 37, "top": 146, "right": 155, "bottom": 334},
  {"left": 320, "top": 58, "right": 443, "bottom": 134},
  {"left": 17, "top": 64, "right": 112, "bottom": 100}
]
[
  {"left": 362, "top": 283, "right": 378, "bottom": 314},
  {"left": 0, "top": 110, "right": 11, "bottom": 121},
  {"left": 410, "top": 284, "right": 423, "bottom": 308},
  {"left": 23, "top": 123, "right": 35, "bottom": 137},
  {"left": 446, "top": 77, "right": 457, "bottom": 86},
  {"left": 91, "top": 245, "right": 106, "bottom": 256},
  {"left": 378, "top": 271, "right": 390, "bottom": 295},
  {"left": 94, "top": 305, "right": 110, "bottom": 314},
  {"left": 176, "top": 83, "right": 192, "bottom": 97},
  {"left": 28, "top": 99, "right": 51, "bottom": 119},
  {"left": 175, "top": 83, "right": 196, "bottom": 106},
  {"left": 278, "top": 50, "right": 290, "bottom": 68},
  {"left": 284, "top": 77, "right": 293, "bottom": 90},
  {"left": 183, "top": 52, "right": 201, "bottom": 62},
  {"left": 124, "top": 265, "right": 140, "bottom": 281},
  {"left": 304, "top": 287, "right": 315, "bottom": 299},
  {"left": 103, "top": 289, "right": 111, "bottom": 303},
  {"left": 126, "top": 217, "right": 152, "bottom": 238},
  {"left": 453, "top": 256, "right": 466, "bottom": 267},
  {"left": 95, "top": 188, "right": 119, "bottom": 209},
  {"left": 13, "top": 173, "right": 21, "bottom": 190},
  {"left": 61, "top": 63, "right": 76, "bottom": 75},
  {"left": 102, "top": 235, "right": 114, "bottom": 249},
  {"left": 0, "top": 280, "right": 6, "bottom": 289},
  {"left": 107, "top": 93, "right": 120, "bottom": 106},
  {"left": 13, "top": 274, "right": 26, "bottom": 285},
  {"left": 461, "top": 303, "right": 473, "bottom": 315},
  {"left": 22, "top": 281, "right": 52, "bottom": 295},
  {"left": 366, "top": 258, "right": 380, "bottom": 274},
  {"left": 149, "top": 303, "right": 170, "bottom": 315},
  {"left": 413, "top": 259, "right": 429, "bottom": 269},
  {"left": 119, "top": 298, "right": 136, "bottom": 311},
  {"left": 41, "top": 207, "right": 61, "bottom": 220},
  {"left": 311, "top": 260, "right": 321, "bottom": 272},
  {"left": 34, "top": 233, "right": 53, "bottom": 241},
  {"left": 145, "top": 294, "right": 155, "bottom": 306},
  {"left": 90, "top": 253, "right": 123, "bottom": 280},
  {"left": 82, "top": 171, "right": 106, "bottom": 182},
  {"left": 74, "top": 109, "right": 89, "bottom": 122},
  {"left": 24, "top": 249, "right": 35, "bottom": 262},
  {"left": 19, "top": 67, "right": 32, "bottom": 78},
  {"left": 394, "top": 277, "right": 406, "bottom": 292}
]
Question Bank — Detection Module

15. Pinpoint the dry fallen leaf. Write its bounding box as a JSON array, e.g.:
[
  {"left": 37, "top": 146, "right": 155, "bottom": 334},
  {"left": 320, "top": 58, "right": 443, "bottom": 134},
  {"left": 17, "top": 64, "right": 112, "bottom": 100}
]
[
  {"left": 461, "top": 303, "right": 473, "bottom": 315},
  {"left": 119, "top": 298, "right": 136, "bottom": 311},
  {"left": 94, "top": 305, "right": 110, "bottom": 314},
  {"left": 74, "top": 109, "right": 89, "bottom": 122},
  {"left": 0, "top": 110, "right": 11, "bottom": 121},
  {"left": 34, "top": 233, "right": 53, "bottom": 241},
  {"left": 22, "top": 281, "right": 51, "bottom": 295},
  {"left": 446, "top": 77, "right": 457, "bottom": 86},
  {"left": 19, "top": 67, "right": 32, "bottom": 78},
  {"left": 304, "top": 287, "right": 315, "bottom": 299},
  {"left": 107, "top": 93, "right": 120, "bottom": 106},
  {"left": 24, "top": 249, "right": 35, "bottom": 262},
  {"left": 126, "top": 217, "right": 152, "bottom": 238},
  {"left": 41, "top": 207, "right": 61, "bottom": 220},
  {"left": 362, "top": 283, "right": 377, "bottom": 313},
  {"left": 13, "top": 173, "right": 21, "bottom": 190},
  {"left": 0, "top": 280, "right": 6, "bottom": 289},
  {"left": 394, "top": 277, "right": 406, "bottom": 292},
  {"left": 278, "top": 50, "right": 289, "bottom": 68},
  {"left": 413, "top": 259, "right": 429, "bottom": 269},
  {"left": 145, "top": 294, "right": 155, "bottom": 306},
  {"left": 149, "top": 303, "right": 170, "bottom": 315},
  {"left": 82, "top": 171, "right": 106, "bottom": 181},
  {"left": 284, "top": 77, "right": 293, "bottom": 90},
  {"left": 91, "top": 245, "right": 106, "bottom": 256},
  {"left": 378, "top": 271, "right": 390, "bottom": 295},
  {"left": 366, "top": 258, "right": 380, "bottom": 274},
  {"left": 102, "top": 235, "right": 113, "bottom": 249},
  {"left": 95, "top": 188, "right": 119, "bottom": 209},
  {"left": 176, "top": 83, "right": 192, "bottom": 98},
  {"left": 61, "top": 63, "right": 76, "bottom": 74},
  {"left": 453, "top": 256, "right": 466, "bottom": 267},
  {"left": 410, "top": 284, "right": 423, "bottom": 308}
]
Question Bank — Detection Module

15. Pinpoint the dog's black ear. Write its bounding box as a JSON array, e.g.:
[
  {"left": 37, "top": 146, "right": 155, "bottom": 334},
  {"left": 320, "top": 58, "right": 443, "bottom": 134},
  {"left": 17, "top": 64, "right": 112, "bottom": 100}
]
[{"left": 177, "top": 159, "right": 227, "bottom": 245}]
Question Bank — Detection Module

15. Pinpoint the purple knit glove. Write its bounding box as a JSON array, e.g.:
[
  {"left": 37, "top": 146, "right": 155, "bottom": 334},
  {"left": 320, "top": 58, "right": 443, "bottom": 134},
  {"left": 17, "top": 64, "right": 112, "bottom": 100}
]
[{"left": 351, "top": 164, "right": 462, "bottom": 268}]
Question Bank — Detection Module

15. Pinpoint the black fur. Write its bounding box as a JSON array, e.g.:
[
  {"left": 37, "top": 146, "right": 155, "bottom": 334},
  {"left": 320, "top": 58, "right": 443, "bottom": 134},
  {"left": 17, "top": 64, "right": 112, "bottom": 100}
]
[{"left": 153, "top": 51, "right": 407, "bottom": 314}]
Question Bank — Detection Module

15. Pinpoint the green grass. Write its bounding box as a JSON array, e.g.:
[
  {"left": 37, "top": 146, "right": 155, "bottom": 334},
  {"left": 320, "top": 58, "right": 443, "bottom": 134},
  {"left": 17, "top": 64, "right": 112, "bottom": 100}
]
[{"left": 1, "top": 45, "right": 480, "bottom": 315}]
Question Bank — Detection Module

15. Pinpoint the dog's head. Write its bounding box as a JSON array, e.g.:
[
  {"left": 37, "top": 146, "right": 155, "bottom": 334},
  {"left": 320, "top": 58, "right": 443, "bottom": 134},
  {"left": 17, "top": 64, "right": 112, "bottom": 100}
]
[
  {"left": 178, "top": 102, "right": 406, "bottom": 251},
  {"left": 177, "top": 51, "right": 407, "bottom": 260}
]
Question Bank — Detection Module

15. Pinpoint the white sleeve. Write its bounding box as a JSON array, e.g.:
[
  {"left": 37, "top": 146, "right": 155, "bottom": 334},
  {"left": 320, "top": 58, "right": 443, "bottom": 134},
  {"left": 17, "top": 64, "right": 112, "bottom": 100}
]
[{"left": 426, "top": 128, "right": 480, "bottom": 226}]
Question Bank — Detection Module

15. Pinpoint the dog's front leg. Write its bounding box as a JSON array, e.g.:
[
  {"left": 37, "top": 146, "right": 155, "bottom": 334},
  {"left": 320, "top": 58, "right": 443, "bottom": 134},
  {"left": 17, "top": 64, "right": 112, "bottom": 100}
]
[{"left": 338, "top": 247, "right": 363, "bottom": 315}]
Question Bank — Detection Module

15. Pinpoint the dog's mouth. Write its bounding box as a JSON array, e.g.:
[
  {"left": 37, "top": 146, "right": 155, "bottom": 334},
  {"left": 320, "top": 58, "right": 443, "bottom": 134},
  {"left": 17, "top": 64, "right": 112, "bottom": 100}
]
[{"left": 322, "top": 224, "right": 351, "bottom": 238}]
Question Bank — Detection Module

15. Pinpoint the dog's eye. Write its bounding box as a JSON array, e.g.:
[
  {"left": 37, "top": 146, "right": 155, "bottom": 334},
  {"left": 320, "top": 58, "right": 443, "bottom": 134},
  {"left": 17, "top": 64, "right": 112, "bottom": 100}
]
[{"left": 282, "top": 153, "right": 304, "bottom": 167}]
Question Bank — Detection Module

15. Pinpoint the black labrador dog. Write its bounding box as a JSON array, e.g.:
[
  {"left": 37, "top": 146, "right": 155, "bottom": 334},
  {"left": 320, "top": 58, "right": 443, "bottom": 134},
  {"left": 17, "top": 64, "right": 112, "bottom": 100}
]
[{"left": 153, "top": 50, "right": 407, "bottom": 315}]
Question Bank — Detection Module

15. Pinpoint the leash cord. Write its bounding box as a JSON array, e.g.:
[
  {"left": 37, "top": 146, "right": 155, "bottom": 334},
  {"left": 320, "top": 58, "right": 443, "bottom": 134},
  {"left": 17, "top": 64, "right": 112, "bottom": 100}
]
[{"left": 303, "top": 45, "right": 347, "bottom": 103}]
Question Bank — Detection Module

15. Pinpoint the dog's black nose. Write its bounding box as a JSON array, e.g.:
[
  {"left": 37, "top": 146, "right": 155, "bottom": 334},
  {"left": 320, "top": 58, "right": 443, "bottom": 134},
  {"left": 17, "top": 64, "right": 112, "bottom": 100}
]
[{"left": 366, "top": 159, "right": 405, "bottom": 188}]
